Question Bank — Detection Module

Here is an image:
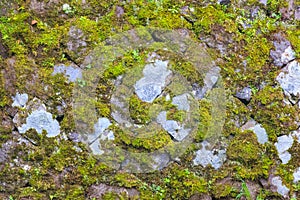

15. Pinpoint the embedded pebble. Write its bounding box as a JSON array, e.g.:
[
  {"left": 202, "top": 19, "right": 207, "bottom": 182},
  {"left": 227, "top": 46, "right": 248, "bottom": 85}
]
[
  {"left": 156, "top": 111, "right": 190, "bottom": 141},
  {"left": 193, "top": 141, "right": 226, "bottom": 170},
  {"left": 293, "top": 167, "right": 300, "bottom": 183},
  {"left": 235, "top": 87, "right": 252, "bottom": 103},
  {"left": 88, "top": 117, "right": 114, "bottom": 155},
  {"left": 275, "top": 135, "right": 294, "bottom": 164},
  {"left": 172, "top": 93, "right": 190, "bottom": 111},
  {"left": 193, "top": 66, "right": 220, "bottom": 99},
  {"left": 12, "top": 93, "right": 28, "bottom": 108},
  {"left": 18, "top": 110, "right": 60, "bottom": 137},
  {"left": 270, "top": 33, "right": 296, "bottom": 67},
  {"left": 134, "top": 60, "right": 171, "bottom": 103},
  {"left": 52, "top": 64, "right": 82, "bottom": 82},
  {"left": 277, "top": 61, "right": 300, "bottom": 96},
  {"left": 271, "top": 176, "right": 290, "bottom": 197},
  {"left": 241, "top": 119, "right": 268, "bottom": 144}
]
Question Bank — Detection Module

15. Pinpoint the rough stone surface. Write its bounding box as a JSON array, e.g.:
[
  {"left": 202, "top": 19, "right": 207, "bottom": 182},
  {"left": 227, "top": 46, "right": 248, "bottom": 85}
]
[
  {"left": 67, "top": 26, "right": 87, "bottom": 56},
  {"left": 87, "top": 183, "right": 139, "bottom": 199},
  {"left": 270, "top": 176, "right": 290, "bottom": 197},
  {"left": 235, "top": 87, "right": 252, "bottom": 103},
  {"left": 135, "top": 60, "right": 171, "bottom": 103},
  {"left": 52, "top": 64, "right": 82, "bottom": 82},
  {"left": 270, "top": 33, "right": 295, "bottom": 67},
  {"left": 12, "top": 93, "right": 28, "bottom": 108},
  {"left": 193, "top": 66, "right": 220, "bottom": 99},
  {"left": 277, "top": 60, "right": 300, "bottom": 97},
  {"left": 18, "top": 110, "right": 60, "bottom": 137},
  {"left": 157, "top": 111, "right": 190, "bottom": 141},
  {"left": 275, "top": 135, "right": 294, "bottom": 164},
  {"left": 293, "top": 167, "right": 300, "bottom": 183},
  {"left": 193, "top": 141, "right": 226, "bottom": 169},
  {"left": 241, "top": 119, "right": 268, "bottom": 144},
  {"left": 87, "top": 118, "right": 114, "bottom": 155},
  {"left": 295, "top": 7, "right": 300, "bottom": 20},
  {"left": 172, "top": 93, "right": 190, "bottom": 111}
]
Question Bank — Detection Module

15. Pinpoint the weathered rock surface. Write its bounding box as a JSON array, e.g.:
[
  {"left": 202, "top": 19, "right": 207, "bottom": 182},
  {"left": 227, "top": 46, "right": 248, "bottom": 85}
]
[
  {"left": 193, "top": 141, "right": 226, "bottom": 169},
  {"left": 134, "top": 60, "right": 171, "bottom": 103},
  {"left": 277, "top": 60, "right": 300, "bottom": 97},
  {"left": 270, "top": 33, "right": 295, "bottom": 67},
  {"left": 241, "top": 119, "right": 268, "bottom": 144}
]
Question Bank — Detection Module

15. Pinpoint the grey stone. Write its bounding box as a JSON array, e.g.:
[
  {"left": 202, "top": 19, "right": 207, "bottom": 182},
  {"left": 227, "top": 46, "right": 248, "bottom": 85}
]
[
  {"left": 156, "top": 111, "right": 190, "bottom": 141},
  {"left": 193, "top": 67, "right": 220, "bottom": 99},
  {"left": 193, "top": 141, "right": 226, "bottom": 170},
  {"left": 270, "top": 34, "right": 295, "bottom": 67},
  {"left": 52, "top": 64, "right": 82, "bottom": 82},
  {"left": 293, "top": 167, "right": 300, "bottom": 183},
  {"left": 259, "top": 0, "right": 267, "bottom": 6},
  {"left": 18, "top": 110, "right": 60, "bottom": 137},
  {"left": 87, "top": 118, "right": 114, "bottom": 155},
  {"left": 271, "top": 176, "right": 290, "bottom": 197},
  {"left": 275, "top": 135, "right": 294, "bottom": 164},
  {"left": 116, "top": 6, "right": 124, "bottom": 18},
  {"left": 12, "top": 93, "right": 28, "bottom": 108},
  {"left": 241, "top": 119, "right": 268, "bottom": 144},
  {"left": 67, "top": 26, "right": 87, "bottom": 55},
  {"left": 134, "top": 60, "right": 171, "bottom": 103},
  {"left": 172, "top": 93, "right": 190, "bottom": 111},
  {"left": 295, "top": 7, "right": 300, "bottom": 20},
  {"left": 235, "top": 87, "right": 252, "bottom": 102},
  {"left": 277, "top": 60, "right": 300, "bottom": 97}
]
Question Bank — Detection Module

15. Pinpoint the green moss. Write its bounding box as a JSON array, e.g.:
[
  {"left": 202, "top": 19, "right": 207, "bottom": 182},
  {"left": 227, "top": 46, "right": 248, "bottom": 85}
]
[
  {"left": 227, "top": 130, "right": 261, "bottom": 164},
  {"left": 212, "top": 183, "right": 237, "bottom": 198},
  {"left": 129, "top": 94, "right": 151, "bottom": 124}
]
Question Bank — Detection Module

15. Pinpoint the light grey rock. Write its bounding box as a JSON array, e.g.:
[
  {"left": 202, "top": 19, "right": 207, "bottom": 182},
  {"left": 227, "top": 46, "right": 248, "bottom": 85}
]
[
  {"left": 292, "top": 129, "right": 300, "bottom": 143},
  {"left": 67, "top": 26, "right": 87, "bottom": 55},
  {"left": 156, "top": 111, "right": 190, "bottom": 141},
  {"left": 172, "top": 93, "right": 190, "bottom": 111},
  {"left": 271, "top": 176, "right": 290, "bottom": 197},
  {"left": 235, "top": 87, "right": 252, "bottom": 102},
  {"left": 275, "top": 135, "right": 294, "bottom": 164},
  {"left": 270, "top": 34, "right": 295, "bottom": 67},
  {"left": 293, "top": 167, "right": 300, "bottom": 183},
  {"left": 88, "top": 118, "right": 114, "bottom": 155},
  {"left": 259, "top": 0, "right": 267, "bottom": 6},
  {"left": 135, "top": 60, "right": 171, "bottom": 103},
  {"left": 193, "top": 66, "right": 220, "bottom": 99},
  {"left": 18, "top": 110, "right": 60, "bottom": 137},
  {"left": 52, "top": 64, "right": 82, "bottom": 82},
  {"left": 277, "top": 61, "right": 300, "bottom": 96},
  {"left": 241, "top": 119, "right": 268, "bottom": 144},
  {"left": 193, "top": 141, "right": 226, "bottom": 170},
  {"left": 12, "top": 93, "right": 28, "bottom": 108},
  {"left": 295, "top": 7, "right": 300, "bottom": 20},
  {"left": 278, "top": 151, "right": 291, "bottom": 165}
]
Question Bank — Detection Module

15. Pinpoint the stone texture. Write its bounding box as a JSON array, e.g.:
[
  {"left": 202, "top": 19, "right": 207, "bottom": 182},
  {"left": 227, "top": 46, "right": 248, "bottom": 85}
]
[
  {"left": 270, "top": 176, "right": 290, "bottom": 197},
  {"left": 275, "top": 135, "right": 294, "bottom": 164},
  {"left": 241, "top": 119, "right": 268, "bottom": 144},
  {"left": 134, "top": 60, "right": 171, "bottom": 103},
  {"left": 87, "top": 118, "right": 114, "bottom": 155},
  {"left": 277, "top": 60, "right": 300, "bottom": 97},
  {"left": 157, "top": 111, "right": 190, "bottom": 141},
  {"left": 172, "top": 93, "right": 190, "bottom": 111},
  {"left": 18, "top": 110, "right": 60, "bottom": 137},
  {"left": 293, "top": 167, "right": 300, "bottom": 183},
  {"left": 270, "top": 33, "right": 295, "bottom": 67},
  {"left": 193, "top": 141, "right": 226, "bottom": 169},
  {"left": 12, "top": 93, "right": 28, "bottom": 108},
  {"left": 52, "top": 64, "right": 82, "bottom": 83},
  {"left": 235, "top": 87, "right": 252, "bottom": 103},
  {"left": 193, "top": 66, "right": 220, "bottom": 99}
]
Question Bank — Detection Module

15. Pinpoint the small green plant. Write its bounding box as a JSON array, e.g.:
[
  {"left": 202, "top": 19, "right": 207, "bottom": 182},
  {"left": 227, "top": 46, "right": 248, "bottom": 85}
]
[{"left": 236, "top": 180, "right": 251, "bottom": 200}]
